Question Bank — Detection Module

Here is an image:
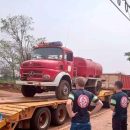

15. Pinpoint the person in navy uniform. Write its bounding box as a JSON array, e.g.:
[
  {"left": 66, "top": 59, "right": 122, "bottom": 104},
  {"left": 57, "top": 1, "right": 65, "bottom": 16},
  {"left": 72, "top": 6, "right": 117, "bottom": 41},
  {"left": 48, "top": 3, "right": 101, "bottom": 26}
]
[
  {"left": 66, "top": 77, "right": 103, "bottom": 130},
  {"left": 110, "top": 81, "right": 129, "bottom": 130}
]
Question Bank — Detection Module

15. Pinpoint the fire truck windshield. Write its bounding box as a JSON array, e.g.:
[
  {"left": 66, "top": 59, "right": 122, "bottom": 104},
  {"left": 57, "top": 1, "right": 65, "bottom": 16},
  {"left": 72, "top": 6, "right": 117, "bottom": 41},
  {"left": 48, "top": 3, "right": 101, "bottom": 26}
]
[{"left": 31, "top": 47, "right": 63, "bottom": 60}]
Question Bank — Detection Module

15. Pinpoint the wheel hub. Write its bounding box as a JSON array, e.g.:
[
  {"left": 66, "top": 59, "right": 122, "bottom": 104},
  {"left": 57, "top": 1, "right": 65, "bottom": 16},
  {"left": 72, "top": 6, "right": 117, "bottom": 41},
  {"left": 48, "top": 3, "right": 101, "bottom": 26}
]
[
  {"left": 39, "top": 112, "right": 49, "bottom": 128},
  {"left": 58, "top": 109, "right": 65, "bottom": 122},
  {"left": 63, "top": 85, "right": 69, "bottom": 96}
]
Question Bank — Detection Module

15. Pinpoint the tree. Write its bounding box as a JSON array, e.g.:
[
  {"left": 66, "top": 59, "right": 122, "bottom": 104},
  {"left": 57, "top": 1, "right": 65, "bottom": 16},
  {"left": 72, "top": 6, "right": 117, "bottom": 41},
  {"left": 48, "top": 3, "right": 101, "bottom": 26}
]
[
  {"left": 125, "top": 52, "right": 130, "bottom": 61},
  {"left": 0, "top": 65, "right": 13, "bottom": 80},
  {"left": 0, "top": 15, "right": 44, "bottom": 80},
  {"left": 0, "top": 40, "right": 19, "bottom": 79},
  {"left": 0, "top": 15, "right": 35, "bottom": 63}
]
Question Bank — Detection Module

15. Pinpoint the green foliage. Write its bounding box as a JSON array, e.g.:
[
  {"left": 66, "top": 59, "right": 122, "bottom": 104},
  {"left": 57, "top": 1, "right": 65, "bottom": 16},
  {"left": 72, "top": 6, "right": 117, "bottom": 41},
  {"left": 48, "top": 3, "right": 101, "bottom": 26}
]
[
  {"left": 125, "top": 52, "right": 130, "bottom": 61},
  {"left": 0, "top": 15, "right": 43, "bottom": 80},
  {"left": 0, "top": 79, "right": 15, "bottom": 84},
  {"left": 0, "top": 15, "right": 44, "bottom": 80},
  {"left": 0, "top": 15, "right": 35, "bottom": 63}
]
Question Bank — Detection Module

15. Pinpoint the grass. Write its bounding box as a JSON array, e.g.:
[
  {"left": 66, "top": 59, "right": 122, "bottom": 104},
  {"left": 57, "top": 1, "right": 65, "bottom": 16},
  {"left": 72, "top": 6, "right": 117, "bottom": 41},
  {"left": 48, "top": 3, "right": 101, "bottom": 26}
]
[{"left": 0, "top": 79, "right": 15, "bottom": 84}]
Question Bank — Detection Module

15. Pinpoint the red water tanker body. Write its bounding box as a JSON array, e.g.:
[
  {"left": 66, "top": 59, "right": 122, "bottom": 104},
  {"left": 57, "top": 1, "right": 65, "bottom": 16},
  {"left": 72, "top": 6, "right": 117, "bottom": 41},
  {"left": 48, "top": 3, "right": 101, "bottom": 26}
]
[{"left": 74, "top": 57, "right": 102, "bottom": 78}]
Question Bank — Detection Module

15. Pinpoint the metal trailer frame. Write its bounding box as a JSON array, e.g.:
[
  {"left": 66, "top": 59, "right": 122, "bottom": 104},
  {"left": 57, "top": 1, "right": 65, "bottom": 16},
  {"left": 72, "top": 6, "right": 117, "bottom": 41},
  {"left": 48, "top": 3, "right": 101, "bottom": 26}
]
[{"left": 0, "top": 98, "right": 66, "bottom": 130}]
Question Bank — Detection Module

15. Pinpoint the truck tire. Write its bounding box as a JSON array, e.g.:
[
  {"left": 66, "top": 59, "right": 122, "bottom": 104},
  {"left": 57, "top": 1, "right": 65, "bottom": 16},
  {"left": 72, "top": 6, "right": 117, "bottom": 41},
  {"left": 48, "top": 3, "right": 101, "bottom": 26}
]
[
  {"left": 51, "top": 104, "right": 67, "bottom": 125},
  {"left": 55, "top": 80, "right": 70, "bottom": 100},
  {"left": 31, "top": 107, "right": 51, "bottom": 130},
  {"left": 21, "top": 85, "right": 36, "bottom": 97}
]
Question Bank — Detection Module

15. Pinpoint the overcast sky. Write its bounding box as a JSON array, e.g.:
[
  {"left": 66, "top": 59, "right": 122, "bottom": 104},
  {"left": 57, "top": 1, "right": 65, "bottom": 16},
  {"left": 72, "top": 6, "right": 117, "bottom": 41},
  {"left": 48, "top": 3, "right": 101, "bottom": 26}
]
[{"left": 0, "top": 0, "right": 130, "bottom": 74}]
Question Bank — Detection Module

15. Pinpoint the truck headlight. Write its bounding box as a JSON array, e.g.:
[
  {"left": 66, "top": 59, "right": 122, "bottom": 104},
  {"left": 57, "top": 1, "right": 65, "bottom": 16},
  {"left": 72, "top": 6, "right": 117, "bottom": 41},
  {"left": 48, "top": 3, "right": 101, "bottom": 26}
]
[{"left": 43, "top": 74, "right": 50, "bottom": 81}]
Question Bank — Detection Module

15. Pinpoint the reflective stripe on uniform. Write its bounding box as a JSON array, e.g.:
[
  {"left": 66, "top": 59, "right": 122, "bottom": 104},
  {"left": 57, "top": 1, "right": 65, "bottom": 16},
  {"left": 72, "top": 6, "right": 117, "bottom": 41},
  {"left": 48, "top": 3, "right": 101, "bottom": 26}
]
[
  {"left": 92, "top": 96, "right": 98, "bottom": 101},
  {"left": 68, "top": 93, "right": 75, "bottom": 100},
  {"left": 110, "top": 99, "right": 116, "bottom": 106},
  {"left": 92, "top": 96, "right": 99, "bottom": 103}
]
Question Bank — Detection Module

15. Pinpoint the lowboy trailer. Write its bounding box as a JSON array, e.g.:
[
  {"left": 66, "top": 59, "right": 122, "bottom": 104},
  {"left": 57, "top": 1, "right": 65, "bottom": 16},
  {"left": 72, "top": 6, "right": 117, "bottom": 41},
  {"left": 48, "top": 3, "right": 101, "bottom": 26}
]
[
  {"left": 0, "top": 88, "right": 113, "bottom": 130},
  {"left": 0, "top": 96, "right": 67, "bottom": 130}
]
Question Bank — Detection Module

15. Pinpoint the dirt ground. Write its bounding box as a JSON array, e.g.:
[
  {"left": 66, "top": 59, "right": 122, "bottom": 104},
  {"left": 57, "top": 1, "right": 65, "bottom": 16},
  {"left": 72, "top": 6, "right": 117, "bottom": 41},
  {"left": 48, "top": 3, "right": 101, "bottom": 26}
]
[
  {"left": 0, "top": 88, "right": 129, "bottom": 130},
  {"left": 49, "top": 107, "right": 130, "bottom": 130},
  {"left": 91, "top": 107, "right": 130, "bottom": 130}
]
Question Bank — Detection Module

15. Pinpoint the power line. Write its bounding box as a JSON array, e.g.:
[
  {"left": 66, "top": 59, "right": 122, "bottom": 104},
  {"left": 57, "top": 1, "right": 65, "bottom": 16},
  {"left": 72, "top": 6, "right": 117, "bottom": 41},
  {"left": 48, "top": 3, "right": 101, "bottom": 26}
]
[{"left": 109, "top": 0, "right": 130, "bottom": 22}]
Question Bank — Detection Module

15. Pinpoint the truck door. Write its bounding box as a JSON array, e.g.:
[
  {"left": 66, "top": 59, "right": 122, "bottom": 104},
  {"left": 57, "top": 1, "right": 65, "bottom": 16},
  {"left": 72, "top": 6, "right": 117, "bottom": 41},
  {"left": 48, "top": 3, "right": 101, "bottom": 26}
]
[{"left": 64, "top": 52, "right": 74, "bottom": 77}]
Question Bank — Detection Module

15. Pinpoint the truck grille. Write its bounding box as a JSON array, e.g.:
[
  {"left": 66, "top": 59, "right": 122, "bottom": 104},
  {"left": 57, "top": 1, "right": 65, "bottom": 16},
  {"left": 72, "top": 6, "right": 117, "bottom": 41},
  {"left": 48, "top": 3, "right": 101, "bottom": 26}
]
[{"left": 21, "top": 70, "right": 43, "bottom": 80}]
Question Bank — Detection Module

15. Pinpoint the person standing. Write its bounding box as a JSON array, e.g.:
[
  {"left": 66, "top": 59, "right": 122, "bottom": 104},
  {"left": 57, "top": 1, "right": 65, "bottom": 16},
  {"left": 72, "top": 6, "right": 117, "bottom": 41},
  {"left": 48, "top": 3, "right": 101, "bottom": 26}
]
[
  {"left": 66, "top": 77, "right": 103, "bottom": 130},
  {"left": 110, "top": 81, "right": 129, "bottom": 130}
]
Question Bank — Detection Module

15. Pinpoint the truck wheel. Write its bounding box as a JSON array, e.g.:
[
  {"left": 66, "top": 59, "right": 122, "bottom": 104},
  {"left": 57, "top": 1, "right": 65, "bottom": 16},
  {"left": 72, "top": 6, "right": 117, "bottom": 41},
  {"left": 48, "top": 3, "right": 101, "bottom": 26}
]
[
  {"left": 51, "top": 104, "right": 67, "bottom": 125},
  {"left": 56, "top": 80, "right": 70, "bottom": 99},
  {"left": 21, "top": 85, "right": 36, "bottom": 97},
  {"left": 31, "top": 107, "right": 51, "bottom": 130}
]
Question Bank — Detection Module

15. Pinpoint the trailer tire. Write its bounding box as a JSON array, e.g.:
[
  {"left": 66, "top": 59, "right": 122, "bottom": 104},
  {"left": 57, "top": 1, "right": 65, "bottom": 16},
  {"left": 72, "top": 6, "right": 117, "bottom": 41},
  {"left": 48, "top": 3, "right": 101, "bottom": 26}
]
[
  {"left": 31, "top": 107, "right": 51, "bottom": 130},
  {"left": 51, "top": 104, "right": 67, "bottom": 126},
  {"left": 55, "top": 80, "right": 70, "bottom": 100},
  {"left": 21, "top": 85, "right": 36, "bottom": 97}
]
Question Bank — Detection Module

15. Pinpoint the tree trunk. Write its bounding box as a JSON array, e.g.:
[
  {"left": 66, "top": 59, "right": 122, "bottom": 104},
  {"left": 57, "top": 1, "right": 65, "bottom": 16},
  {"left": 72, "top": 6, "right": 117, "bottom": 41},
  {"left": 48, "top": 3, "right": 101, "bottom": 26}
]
[{"left": 12, "top": 67, "right": 15, "bottom": 80}]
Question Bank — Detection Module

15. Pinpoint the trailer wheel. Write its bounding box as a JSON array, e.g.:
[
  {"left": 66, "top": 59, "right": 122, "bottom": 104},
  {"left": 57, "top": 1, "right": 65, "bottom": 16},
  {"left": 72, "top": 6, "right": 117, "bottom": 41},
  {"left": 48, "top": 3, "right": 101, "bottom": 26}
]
[
  {"left": 51, "top": 104, "right": 67, "bottom": 125},
  {"left": 31, "top": 107, "right": 51, "bottom": 130},
  {"left": 55, "top": 80, "right": 70, "bottom": 99},
  {"left": 21, "top": 85, "right": 36, "bottom": 97}
]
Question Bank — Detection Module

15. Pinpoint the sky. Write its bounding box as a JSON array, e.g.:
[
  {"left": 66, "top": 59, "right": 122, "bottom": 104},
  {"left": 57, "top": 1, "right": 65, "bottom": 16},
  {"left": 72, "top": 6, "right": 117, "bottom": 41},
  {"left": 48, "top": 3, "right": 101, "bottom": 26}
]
[{"left": 0, "top": 0, "right": 130, "bottom": 74}]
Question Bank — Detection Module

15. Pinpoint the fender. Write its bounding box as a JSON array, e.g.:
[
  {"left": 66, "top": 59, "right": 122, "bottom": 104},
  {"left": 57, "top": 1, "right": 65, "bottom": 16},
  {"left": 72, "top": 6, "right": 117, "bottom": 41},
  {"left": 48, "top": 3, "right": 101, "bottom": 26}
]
[{"left": 54, "top": 72, "right": 71, "bottom": 87}]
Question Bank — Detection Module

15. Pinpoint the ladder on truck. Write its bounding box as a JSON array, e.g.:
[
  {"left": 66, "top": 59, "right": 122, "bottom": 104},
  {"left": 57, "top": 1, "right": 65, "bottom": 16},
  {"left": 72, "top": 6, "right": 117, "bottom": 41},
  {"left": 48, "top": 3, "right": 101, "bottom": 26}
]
[{"left": 0, "top": 96, "right": 67, "bottom": 130}]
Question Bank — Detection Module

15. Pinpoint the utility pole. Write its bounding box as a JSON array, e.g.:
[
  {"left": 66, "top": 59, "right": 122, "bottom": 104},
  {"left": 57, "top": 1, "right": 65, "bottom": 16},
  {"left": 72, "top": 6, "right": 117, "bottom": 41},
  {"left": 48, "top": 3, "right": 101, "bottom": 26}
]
[{"left": 109, "top": 0, "right": 130, "bottom": 21}]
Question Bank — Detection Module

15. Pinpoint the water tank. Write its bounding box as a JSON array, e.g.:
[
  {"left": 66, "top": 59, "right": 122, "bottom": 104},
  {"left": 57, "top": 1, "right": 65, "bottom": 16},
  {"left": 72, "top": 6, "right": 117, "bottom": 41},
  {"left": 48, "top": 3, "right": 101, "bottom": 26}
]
[{"left": 74, "top": 57, "right": 102, "bottom": 78}]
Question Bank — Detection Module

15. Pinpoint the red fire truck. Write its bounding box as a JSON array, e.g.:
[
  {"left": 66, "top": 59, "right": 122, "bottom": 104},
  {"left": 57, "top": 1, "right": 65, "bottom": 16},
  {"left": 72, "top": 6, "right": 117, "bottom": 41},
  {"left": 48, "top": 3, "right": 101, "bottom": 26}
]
[{"left": 16, "top": 41, "right": 103, "bottom": 99}]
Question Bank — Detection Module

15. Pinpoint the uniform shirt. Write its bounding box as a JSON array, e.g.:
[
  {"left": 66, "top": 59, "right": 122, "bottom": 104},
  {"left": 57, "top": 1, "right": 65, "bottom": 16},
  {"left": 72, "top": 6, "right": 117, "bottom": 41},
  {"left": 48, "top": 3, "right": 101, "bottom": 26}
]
[
  {"left": 110, "top": 91, "right": 129, "bottom": 120},
  {"left": 68, "top": 89, "right": 99, "bottom": 123}
]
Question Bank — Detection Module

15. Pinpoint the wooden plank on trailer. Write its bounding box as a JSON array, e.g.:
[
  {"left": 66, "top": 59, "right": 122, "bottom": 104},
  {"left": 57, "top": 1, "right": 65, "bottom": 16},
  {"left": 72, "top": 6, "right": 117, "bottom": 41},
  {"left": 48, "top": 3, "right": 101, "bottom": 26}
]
[
  {"left": 0, "top": 95, "right": 55, "bottom": 104},
  {"left": 0, "top": 109, "right": 18, "bottom": 115},
  {"left": 17, "top": 100, "right": 66, "bottom": 108},
  {"left": 5, "top": 104, "right": 29, "bottom": 109},
  {"left": 0, "top": 106, "right": 22, "bottom": 112}
]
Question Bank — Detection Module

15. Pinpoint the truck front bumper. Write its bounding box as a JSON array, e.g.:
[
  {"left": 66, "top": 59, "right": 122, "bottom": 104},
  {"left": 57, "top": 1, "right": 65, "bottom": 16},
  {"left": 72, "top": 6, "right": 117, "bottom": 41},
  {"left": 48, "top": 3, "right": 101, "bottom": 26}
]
[{"left": 16, "top": 80, "right": 58, "bottom": 87}]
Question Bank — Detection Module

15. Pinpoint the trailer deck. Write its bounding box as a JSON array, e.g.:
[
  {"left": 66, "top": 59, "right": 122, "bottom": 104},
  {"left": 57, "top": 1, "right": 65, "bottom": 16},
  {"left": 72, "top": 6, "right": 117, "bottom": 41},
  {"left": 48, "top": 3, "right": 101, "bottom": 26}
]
[
  {"left": 0, "top": 96, "right": 66, "bottom": 130},
  {"left": 0, "top": 89, "right": 114, "bottom": 130}
]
